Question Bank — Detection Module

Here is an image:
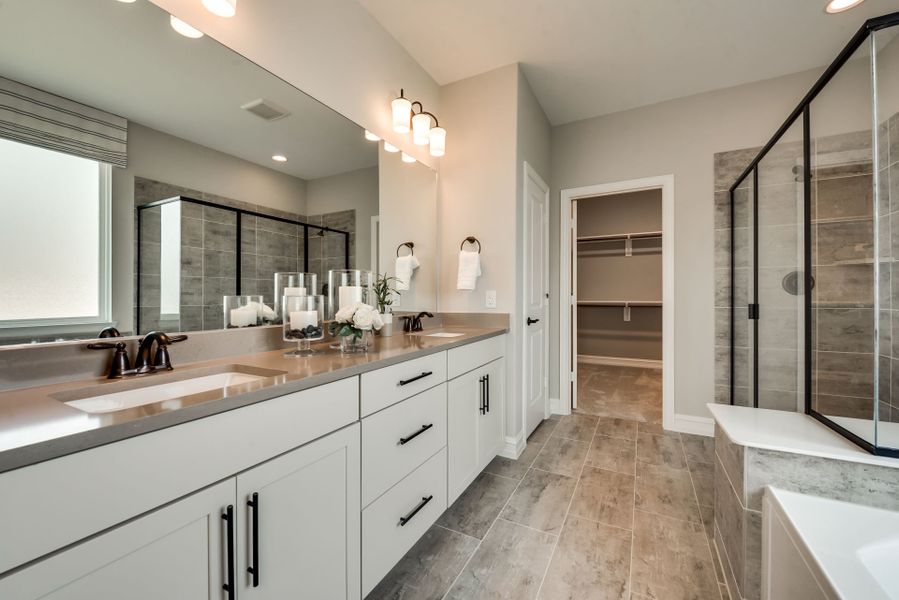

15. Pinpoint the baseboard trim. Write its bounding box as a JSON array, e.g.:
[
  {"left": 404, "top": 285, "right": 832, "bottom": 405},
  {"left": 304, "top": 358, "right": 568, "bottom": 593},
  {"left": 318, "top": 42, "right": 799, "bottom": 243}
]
[
  {"left": 670, "top": 413, "right": 715, "bottom": 437},
  {"left": 549, "top": 396, "right": 565, "bottom": 415},
  {"left": 577, "top": 354, "right": 662, "bottom": 369},
  {"left": 498, "top": 432, "right": 525, "bottom": 459}
]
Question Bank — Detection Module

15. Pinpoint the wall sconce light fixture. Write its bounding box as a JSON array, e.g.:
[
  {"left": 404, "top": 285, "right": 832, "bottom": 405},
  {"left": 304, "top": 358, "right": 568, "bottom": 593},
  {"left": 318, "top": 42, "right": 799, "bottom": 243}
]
[{"left": 391, "top": 89, "right": 447, "bottom": 158}]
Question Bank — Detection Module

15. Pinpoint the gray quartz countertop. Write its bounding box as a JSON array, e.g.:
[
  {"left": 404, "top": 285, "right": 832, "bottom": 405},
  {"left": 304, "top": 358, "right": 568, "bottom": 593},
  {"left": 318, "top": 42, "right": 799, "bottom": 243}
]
[{"left": 0, "top": 327, "right": 506, "bottom": 474}]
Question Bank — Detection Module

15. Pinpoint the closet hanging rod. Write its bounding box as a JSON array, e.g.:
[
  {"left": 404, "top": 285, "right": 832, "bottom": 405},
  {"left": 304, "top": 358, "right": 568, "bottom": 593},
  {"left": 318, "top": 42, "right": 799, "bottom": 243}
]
[
  {"left": 576, "top": 230, "right": 662, "bottom": 243},
  {"left": 576, "top": 300, "right": 662, "bottom": 307}
]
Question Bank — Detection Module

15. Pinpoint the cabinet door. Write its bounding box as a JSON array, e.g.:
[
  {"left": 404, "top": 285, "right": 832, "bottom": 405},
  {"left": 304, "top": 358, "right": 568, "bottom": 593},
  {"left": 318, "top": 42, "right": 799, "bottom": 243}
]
[
  {"left": 447, "top": 369, "right": 482, "bottom": 503},
  {"left": 236, "top": 423, "right": 361, "bottom": 600},
  {"left": 0, "top": 480, "right": 234, "bottom": 600},
  {"left": 478, "top": 358, "right": 505, "bottom": 468}
]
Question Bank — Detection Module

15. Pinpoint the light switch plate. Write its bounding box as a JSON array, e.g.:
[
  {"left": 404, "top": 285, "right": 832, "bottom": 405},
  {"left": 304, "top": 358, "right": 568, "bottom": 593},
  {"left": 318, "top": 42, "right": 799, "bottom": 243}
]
[{"left": 485, "top": 290, "right": 497, "bottom": 308}]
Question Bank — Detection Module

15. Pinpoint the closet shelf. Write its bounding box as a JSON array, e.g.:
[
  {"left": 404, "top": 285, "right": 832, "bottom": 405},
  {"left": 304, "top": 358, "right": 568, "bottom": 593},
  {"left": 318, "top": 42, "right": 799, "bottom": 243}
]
[
  {"left": 576, "top": 230, "right": 662, "bottom": 243},
  {"left": 577, "top": 300, "right": 662, "bottom": 307}
]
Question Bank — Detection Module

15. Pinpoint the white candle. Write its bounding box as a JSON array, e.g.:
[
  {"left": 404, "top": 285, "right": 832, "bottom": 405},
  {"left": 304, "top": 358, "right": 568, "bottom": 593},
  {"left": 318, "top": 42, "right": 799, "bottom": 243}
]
[
  {"left": 230, "top": 306, "right": 257, "bottom": 327},
  {"left": 338, "top": 285, "right": 362, "bottom": 309},
  {"left": 289, "top": 310, "right": 318, "bottom": 330},
  {"left": 283, "top": 287, "right": 307, "bottom": 297}
]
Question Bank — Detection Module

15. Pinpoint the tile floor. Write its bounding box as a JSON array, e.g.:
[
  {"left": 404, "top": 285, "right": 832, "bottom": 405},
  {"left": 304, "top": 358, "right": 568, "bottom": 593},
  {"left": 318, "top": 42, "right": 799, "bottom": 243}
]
[{"left": 369, "top": 365, "right": 727, "bottom": 600}]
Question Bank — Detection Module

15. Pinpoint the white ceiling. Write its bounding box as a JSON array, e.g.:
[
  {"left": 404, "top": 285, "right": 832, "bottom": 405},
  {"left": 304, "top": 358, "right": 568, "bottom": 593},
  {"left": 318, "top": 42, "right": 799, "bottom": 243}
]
[
  {"left": 0, "top": 0, "right": 377, "bottom": 180},
  {"left": 358, "top": 0, "right": 899, "bottom": 125}
]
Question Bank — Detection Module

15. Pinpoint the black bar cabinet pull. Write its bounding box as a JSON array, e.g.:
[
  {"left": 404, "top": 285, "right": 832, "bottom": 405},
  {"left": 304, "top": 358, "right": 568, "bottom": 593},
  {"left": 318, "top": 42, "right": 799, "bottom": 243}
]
[
  {"left": 399, "top": 423, "right": 434, "bottom": 445},
  {"left": 399, "top": 495, "right": 433, "bottom": 526},
  {"left": 398, "top": 371, "right": 433, "bottom": 386},
  {"left": 222, "top": 505, "right": 235, "bottom": 600},
  {"left": 479, "top": 376, "right": 486, "bottom": 415},
  {"left": 485, "top": 374, "right": 490, "bottom": 412},
  {"left": 247, "top": 492, "right": 260, "bottom": 587}
]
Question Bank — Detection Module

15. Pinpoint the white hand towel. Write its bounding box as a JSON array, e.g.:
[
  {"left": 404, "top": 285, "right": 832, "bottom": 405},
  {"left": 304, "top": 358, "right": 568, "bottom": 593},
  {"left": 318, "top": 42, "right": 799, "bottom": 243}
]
[
  {"left": 457, "top": 250, "right": 481, "bottom": 290},
  {"left": 395, "top": 254, "right": 420, "bottom": 291}
]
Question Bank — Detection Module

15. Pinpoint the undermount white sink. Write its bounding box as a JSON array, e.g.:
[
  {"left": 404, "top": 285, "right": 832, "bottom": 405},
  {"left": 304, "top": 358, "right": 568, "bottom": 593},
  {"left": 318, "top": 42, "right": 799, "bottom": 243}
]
[
  {"left": 421, "top": 332, "right": 465, "bottom": 338},
  {"left": 764, "top": 487, "right": 899, "bottom": 600},
  {"left": 64, "top": 372, "right": 269, "bottom": 414}
]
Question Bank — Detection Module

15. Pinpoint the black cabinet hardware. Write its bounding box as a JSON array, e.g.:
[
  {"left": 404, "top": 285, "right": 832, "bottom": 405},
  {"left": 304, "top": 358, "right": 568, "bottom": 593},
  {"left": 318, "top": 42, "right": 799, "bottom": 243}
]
[
  {"left": 398, "top": 371, "right": 433, "bottom": 386},
  {"left": 399, "top": 495, "right": 433, "bottom": 526},
  {"left": 399, "top": 423, "right": 434, "bottom": 445},
  {"left": 479, "top": 376, "right": 487, "bottom": 415},
  {"left": 526, "top": 317, "right": 540, "bottom": 325},
  {"left": 485, "top": 374, "right": 490, "bottom": 412},
  {"left": 247, "top": 493, "right": 260, "bottom": 587},
  {"left": 222, "top": 505, "right": 235, "bottom": 600}
]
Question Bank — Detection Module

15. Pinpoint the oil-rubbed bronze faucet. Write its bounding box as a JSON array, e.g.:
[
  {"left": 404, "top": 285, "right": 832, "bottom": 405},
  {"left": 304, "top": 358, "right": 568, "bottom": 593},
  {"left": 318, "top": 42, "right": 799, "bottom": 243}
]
[
  {"left": 87, "top": 331, "right": 187, "bottom": 379},
  {"left": 402, "top": 312, "right": 434, "bottom": 332}
]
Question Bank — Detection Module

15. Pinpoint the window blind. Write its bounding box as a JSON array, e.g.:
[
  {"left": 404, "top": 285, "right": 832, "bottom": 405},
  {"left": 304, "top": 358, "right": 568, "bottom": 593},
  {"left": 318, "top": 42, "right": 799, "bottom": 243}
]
[{"left": 0, "top": 76, "right": 127, "bottom": 168}]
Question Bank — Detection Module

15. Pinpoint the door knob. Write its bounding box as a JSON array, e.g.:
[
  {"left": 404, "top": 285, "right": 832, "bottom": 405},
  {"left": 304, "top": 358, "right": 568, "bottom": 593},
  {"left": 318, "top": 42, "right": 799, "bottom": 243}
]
[{"left": 527, "top": 317, "right": 540, "bottom": 325}]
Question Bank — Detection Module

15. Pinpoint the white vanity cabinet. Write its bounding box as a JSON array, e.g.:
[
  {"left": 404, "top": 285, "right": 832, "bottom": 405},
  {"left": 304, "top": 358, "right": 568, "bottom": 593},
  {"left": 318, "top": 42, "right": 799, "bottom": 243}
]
[
  {"left": 0, "top": 424, "right": 361, "bottom": 600},
  {"left": 0, "top": 479, "right": 234, "bottom": 600},
  {"left": 447, "top": 337, "right": 505, "bottom": 504}
]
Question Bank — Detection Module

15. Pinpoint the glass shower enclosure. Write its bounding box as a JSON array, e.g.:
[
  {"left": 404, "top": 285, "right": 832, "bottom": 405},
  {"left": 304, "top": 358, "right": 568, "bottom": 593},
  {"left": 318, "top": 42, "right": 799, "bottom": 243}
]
[{"left": 728, "top": 12, "right": 899, "bottom": 457}]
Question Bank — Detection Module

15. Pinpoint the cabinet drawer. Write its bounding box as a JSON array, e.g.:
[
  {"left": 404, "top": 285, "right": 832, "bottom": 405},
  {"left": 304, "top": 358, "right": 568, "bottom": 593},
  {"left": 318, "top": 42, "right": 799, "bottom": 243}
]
[
  {"left": 361, "top": 351, "right": 446, "bottom": 416},
  {"left": 362, "top": 448, "right": 447, "bottom": 596},
  {"left": 362, "top": 384, "right": 447, "bottom": 506},
  {"left": 447, "top": 335, "right": 504, "bottom": 379}
]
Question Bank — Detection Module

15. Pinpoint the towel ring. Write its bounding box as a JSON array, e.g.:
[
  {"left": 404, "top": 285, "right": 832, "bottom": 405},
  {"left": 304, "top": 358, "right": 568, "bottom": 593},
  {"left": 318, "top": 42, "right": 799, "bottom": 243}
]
[
  {"left": 460, "top": 236, "right": 481, "bottom": 254},
  {"left": 396, "top": 241, "right": 414, "bottom": 257}
]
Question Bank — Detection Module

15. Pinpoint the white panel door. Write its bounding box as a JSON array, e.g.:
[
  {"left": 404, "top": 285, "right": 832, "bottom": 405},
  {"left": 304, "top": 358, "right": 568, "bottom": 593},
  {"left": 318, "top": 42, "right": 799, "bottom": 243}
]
[
  {"left": 0, "top": 480, "right": 233, "bottom": 600},
  {"left": 236, "top": 423, "right": 361, "bottom": 600},
  {"left": 523, "top": 163, "right": 550, "bottom": 434}
]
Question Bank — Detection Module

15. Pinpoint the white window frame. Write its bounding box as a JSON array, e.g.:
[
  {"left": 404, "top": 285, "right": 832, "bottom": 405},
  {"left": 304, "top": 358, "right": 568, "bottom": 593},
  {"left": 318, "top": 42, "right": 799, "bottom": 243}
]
[{"left": 0, "top": 162, "right": 113, "bottom": 334}]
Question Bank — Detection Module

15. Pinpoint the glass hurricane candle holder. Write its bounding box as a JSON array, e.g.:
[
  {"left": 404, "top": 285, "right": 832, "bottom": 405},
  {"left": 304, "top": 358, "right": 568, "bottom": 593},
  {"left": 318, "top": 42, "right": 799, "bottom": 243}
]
[
  {"left": 224, "top": 295, "right": 264, "bottom": 328},
  {"left": 282, "top": 294, "right": 325, "bottom": 356},
  {"left": 326, "top": 269, "right": 373, "bottom": 321},
  {"left": 274, "top": 272, "right": 317, "bottom": 324}
]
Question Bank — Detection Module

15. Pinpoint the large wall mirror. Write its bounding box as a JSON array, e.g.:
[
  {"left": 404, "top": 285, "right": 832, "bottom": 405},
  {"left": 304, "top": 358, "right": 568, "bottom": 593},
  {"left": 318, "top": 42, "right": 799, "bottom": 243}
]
[{"left": 0, "top": 0, "right": 438, "bottom": 346}]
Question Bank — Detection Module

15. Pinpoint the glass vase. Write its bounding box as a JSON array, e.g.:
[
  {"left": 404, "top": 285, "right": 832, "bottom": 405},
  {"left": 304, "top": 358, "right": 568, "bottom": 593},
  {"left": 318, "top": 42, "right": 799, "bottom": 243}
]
[
  {"left": 282, "top": 295, "right": 325, "bottom": 356},
  {"left": 223, "top": 295, "right": 264, "bottom": 328},
  {"left": 326, "top": 269, "right": 373, "bottom": 321},
  {"left": 274, "top": 272, "right": 317, "bottom": 324},
  {"left": 338, "top": 330, "right": 373, "bottom": 353}
]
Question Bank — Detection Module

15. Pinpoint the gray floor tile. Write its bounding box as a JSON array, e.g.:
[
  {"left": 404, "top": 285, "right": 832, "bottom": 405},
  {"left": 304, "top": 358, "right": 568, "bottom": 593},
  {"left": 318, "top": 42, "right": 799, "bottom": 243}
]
[
  {"left": 635, "top": 462, "right": 702, "bottom": 524},
  {"left": 682, "top": 433, "right": 716, "bottom": 464},
  {"left": 630, "top": 510, "right": 721, "bottom": 600},
  {"left": 587, "top": 434, "right": 637, "bottom": 475},
  {"left": 532, "top": 436, "right": 589, "bottom": 478},
  {"left": 437, "top": 471, "right": 519, "bottom": 539},
  {"left": 445, "top": 518, "right": 556, "bottom": 600},
  {"left": 366, "top": 524, "right": 479, "bottom": 600},
  {"left": 637, "top": 421, "right": 679, "bottom": 438},
  {"left": 501, "top": 469, "right": 577, "bottom": 534},
  {"left": 569, "top": 466, "right": 635, "bottom": 530},
  {"left": 484, "top": 439, "right": 544, "bottom": 480},
  {"left": 551, "top": 414, "right": 599, "bottom": 442},
  {"left": 689, "top": 462, "right": 715, "bottom": 508},
  {"left": 595, "top": 417, "right": 639, "bottom": 441},
  {"left": 527, "top": 418, "right": 559, "bottom": 445},
  {"left": 539, "top": 516, "right": 631, "bottom": 600},
  {"left": 637, "top": 431, "right": 688, "bottom": 470}
]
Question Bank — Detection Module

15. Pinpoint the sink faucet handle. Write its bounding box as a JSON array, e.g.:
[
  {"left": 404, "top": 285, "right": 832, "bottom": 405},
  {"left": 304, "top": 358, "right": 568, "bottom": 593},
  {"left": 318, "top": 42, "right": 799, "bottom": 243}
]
[
  {"left": 154, "top": 333, "right": 188, "bottom": 371},
  {"left": 87, "top": 341, "right": 132, "bottom": 379}
]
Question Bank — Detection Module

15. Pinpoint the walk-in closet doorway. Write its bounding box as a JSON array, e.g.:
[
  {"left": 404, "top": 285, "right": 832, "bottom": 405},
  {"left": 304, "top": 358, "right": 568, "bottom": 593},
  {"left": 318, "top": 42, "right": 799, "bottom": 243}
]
[{"left": 559, "top": 176, "right": 675, "bottom": 429}]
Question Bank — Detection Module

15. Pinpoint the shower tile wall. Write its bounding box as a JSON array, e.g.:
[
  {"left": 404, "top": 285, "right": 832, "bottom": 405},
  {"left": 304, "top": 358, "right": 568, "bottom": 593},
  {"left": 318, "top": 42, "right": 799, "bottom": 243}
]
[
  {"left": 134, "top": 177, "right": 354, "bottom": 334},
  {"left": 886, "top": 113, "right": 899, "bottom": 423},
  {"left": 305, "top": 209, "right": 356, "bottom": 294}
]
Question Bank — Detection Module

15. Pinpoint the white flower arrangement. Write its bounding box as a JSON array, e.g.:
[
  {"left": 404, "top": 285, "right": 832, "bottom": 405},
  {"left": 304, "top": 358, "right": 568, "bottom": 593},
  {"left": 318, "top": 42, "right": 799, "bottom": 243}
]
[{"left": 329, "top": 302, "right": 384, "bottom": 338}]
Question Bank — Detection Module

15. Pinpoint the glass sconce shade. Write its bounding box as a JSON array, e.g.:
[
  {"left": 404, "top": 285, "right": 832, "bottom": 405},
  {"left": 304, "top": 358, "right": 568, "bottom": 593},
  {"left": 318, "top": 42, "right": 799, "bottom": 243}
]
[
  {"left": 429, "top": 126, "right": 446, "bottom": 157},
  {"left": 392, "top": 96, "right": 412, "bottom": 133},
  {"left": 412, "top": 113, "right": 431, "bottom": 145}
]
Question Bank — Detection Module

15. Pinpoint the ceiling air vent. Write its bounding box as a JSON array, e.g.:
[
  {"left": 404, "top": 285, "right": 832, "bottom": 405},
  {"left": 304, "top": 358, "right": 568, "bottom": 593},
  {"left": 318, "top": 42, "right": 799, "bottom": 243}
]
[{"left": 241, "top": 98, "right": 290, "bottom": 121}]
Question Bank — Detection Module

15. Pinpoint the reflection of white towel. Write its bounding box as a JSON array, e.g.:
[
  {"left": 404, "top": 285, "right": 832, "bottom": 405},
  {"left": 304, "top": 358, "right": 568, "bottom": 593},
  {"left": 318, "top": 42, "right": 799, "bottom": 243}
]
[
  {"left": 395, "top": 255, "right": 420, "bottom": 291},
  {"left": 457, "top": 250, "right": 481, "bottom": 290}
]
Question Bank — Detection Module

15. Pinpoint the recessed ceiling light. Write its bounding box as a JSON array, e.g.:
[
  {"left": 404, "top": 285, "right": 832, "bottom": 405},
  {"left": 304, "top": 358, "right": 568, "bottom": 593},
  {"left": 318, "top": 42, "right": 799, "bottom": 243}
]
[
  {"left": 170, "top": 15, "right": 204, "bottom": 38},
  {"left": 401, "top": 152, "right": 416, "bottom": 164},
  {"left": 115, "top": 0, "right": 137, "bottom": 3},
  {"left": 364, "top": 130, "right": 380, "bottom": 142},
  {"left": 383, "top": 142, "right": 399, "bottom": 153},
  {"left": 272, "top": 155, "right": 288, "bottom": 162},
  {"left": 202, "top": 0, "right": 237, "bottom": 18},
  {"left": 825, "top": 0, "right": 865, "bottom": 13}
]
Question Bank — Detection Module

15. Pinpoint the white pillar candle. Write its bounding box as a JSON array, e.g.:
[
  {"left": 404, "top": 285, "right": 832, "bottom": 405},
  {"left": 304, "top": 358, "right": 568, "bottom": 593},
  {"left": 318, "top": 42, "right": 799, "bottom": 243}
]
[
  {"left": 283, "top": 287, "right": 307, "bottom": 297},
  {"left": 230, "top": 306, "right": 257, "bottom": 327},
  {"left": 338, "top": 285, "right": 362, "bottom": 309},
  {"left": 289, "top": 310, "right": 318, "bottom": 330}
]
